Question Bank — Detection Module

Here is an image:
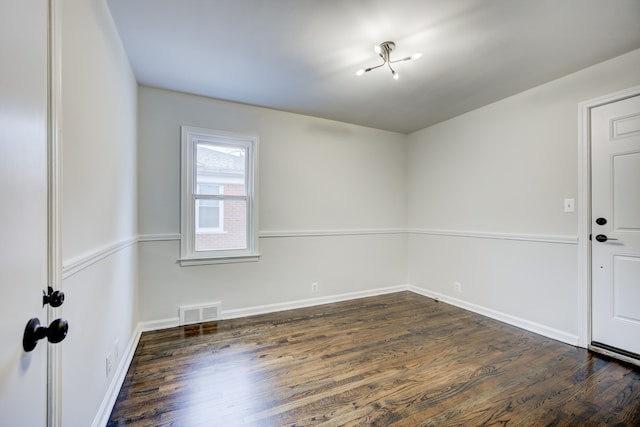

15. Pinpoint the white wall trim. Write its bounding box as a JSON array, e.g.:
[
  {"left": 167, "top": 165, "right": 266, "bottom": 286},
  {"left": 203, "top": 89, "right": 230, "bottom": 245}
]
[
  {"left": 138, "top": 317, "right": 180, "bottom": 332},
  {"left": 577, "top": 84, "right": 640, "bottom": 348},
  {"left": 134, "top": 285, "right": 580, "bottom": 346},
  {"left": 62, "top": 236, "right": 138, "bottom": 278},
  {"left": 137, "top": 229, "right": 575, "bottom": 243},
  {"left": 60, "top": 229, "right": 404, "bottom": 279},
  {"left": 64, "top": 228, "right": 577, "bottom": 280},
  {"left": 406, "top": 286, "right": 579, "bottom": 346},
  {"left": 62, "top": 234, "right": 174, "bottom": 279},
  {"left": 407, "top": 228, "right": 578, "bottom": 245},
  {"left": 259, "top": 228, "right": 406, "bottom": 238},
  {"left": 91, "top": 324, "right": 142, "bottom": 427},
  {"left": 137, "top": 233, "right": 181, "bottom": 242},
  {"left": 221, "top": 285, "right": 409, "bottom": 319},
  {"left": 48, "top": 0, "right": 64, "bottom": 426}
]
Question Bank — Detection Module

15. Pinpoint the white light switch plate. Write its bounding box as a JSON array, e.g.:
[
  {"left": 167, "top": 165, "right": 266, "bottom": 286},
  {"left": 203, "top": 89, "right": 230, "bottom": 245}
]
[{"left": 564, "top": 198, "right": 575, "bottom": 213}]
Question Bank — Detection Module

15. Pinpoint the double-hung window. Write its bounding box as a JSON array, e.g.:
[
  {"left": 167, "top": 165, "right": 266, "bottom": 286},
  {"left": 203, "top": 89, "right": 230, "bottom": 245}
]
[{"left": 180, "top": 126, "right": 258, "bottom": 265}]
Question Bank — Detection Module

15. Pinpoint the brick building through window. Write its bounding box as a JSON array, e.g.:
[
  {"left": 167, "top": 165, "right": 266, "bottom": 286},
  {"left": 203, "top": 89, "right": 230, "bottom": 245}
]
[{"left": 194, "top": 144, "right": 247, "bottom": 251}]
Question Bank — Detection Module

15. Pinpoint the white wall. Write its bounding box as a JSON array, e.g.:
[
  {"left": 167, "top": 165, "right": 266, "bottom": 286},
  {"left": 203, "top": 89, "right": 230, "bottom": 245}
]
[
  {"left": 60, "top": 0, "right": 138, "bottom": 426},
  {"left": 138, "top": 87, "right": 408, "bottom": 321},
  {"left": 407, "top": 48, "right": 640, "bottom": 343}
]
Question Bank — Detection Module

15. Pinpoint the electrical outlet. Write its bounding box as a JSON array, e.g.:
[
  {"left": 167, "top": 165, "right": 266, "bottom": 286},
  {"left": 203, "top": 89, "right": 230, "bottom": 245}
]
[
  {"left": 114, "top": 339, "right": 120, "bottom": 364},
  {"left": 106, "top": 352, "right": 112, "bottom": 378},
  {"left": 311, "top": 282, "right": 319, "bottom": 293},
  {"left": 454, "top": 282, "right": 462, "bottom": 293}
]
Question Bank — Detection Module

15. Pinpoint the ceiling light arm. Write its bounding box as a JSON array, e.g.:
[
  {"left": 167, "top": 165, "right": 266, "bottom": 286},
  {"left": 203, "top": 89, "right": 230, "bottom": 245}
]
[
  {"left": 390, "top": 56, "right": 411, "bottom": 64},
  {"left": 387, "top": 62, "right": 398, "bottom": 80},
  {"left": 360, "top": 61, "right": 386, "bottom": 75},
  {"left": 390, "top": 52, "right": 423, "bottom": 64}
]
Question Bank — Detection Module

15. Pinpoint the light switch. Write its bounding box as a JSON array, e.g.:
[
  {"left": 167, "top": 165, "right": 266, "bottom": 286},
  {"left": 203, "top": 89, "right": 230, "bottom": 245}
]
[{"left": 564, "top": 198, "right": 575, "bottom": 213}]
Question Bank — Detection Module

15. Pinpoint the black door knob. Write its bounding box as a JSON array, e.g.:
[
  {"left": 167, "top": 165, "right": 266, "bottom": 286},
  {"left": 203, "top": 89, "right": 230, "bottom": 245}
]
[{"left": 23, "top": 317, "right": 69, "bottom": 352}]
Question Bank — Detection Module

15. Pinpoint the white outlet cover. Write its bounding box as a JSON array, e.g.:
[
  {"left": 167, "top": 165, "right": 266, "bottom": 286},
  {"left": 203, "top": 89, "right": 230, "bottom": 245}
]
[{"left": 106, "top": 353, "right": 112, "bottom": 377}]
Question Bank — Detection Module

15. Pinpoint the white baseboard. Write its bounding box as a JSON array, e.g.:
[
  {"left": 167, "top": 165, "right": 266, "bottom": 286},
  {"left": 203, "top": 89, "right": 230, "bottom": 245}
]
[
  {"left": 139, "top": 317, "right": 180, "bottom": 332},
  {"left": 91, "top": 324, "right": 142, "bottom": 427},
  {"left": 221, "top": 285, "right": 409, "bottom": 320},
  {"left": 406, "top": 285, "right": 579, "bottom": 346}
]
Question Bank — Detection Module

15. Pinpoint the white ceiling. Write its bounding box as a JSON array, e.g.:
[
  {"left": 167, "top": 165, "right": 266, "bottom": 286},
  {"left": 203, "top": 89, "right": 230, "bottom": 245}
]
[{"left": 106, "top": 0, "right": 640, "bottom": 134}]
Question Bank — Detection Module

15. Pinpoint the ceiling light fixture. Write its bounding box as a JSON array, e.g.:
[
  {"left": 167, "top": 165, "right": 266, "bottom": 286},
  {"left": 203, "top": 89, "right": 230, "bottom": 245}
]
[{"left": 356, "top": 41, "right": 422, "bottom": 80}]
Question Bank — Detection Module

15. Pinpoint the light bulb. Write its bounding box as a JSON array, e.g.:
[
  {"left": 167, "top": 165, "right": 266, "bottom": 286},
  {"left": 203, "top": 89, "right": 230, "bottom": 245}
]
[
  {"left": 411, "top": 53, "right": 423, "bottom": 60},
  {"left": 392, "top": 70, "right": 399, "bottom": 80},
  {"left": 356, "top": 69, "right": 365, "bottom": 76},
  {"left": 374, "top": 44, "right": 382, "bottom": 54}
]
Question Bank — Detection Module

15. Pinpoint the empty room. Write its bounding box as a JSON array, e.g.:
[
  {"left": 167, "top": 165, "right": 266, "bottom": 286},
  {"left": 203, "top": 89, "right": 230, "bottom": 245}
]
[{"left": 2, "top": 0, "right": 640, "bottom": 426}]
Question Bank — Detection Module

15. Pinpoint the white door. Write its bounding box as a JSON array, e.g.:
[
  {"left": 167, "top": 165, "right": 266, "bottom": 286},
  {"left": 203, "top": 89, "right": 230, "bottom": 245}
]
[
  {"left": 591, "top": 94, "right": 640, "bottom": 357},
  {"left": 0, "top": 0, "right": 49, "bottom": 425}
]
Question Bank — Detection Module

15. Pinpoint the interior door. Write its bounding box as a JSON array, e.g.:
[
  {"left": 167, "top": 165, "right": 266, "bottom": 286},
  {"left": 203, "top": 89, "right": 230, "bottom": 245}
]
[
  {"left": 0, "top": 0, "right": 49, "bottom": 425},
  {"left": 591, "top": 94, "right": 640, "bottom": 357}
]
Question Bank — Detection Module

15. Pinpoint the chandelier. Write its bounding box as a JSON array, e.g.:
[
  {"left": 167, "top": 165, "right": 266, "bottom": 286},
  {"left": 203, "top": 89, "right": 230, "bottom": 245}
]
[{"left": 356, "top": 41, "right": 422, "bottom": 80}]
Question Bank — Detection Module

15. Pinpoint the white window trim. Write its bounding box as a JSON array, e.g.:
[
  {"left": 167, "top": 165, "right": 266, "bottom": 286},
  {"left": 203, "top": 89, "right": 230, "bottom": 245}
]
[{"left": 180, "top": 126, "right": 259, "bottom": 265}]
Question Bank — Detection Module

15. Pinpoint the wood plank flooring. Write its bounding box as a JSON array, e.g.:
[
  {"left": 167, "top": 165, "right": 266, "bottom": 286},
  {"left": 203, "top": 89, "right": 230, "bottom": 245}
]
[{"left": 108, "top": 292, "right": 640, "bottom": 426}]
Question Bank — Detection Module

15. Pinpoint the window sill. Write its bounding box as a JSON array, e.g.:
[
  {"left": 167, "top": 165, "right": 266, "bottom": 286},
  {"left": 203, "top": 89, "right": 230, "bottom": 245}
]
[{"left": 178, "top": 253, "right": 260, "bottom": 267}]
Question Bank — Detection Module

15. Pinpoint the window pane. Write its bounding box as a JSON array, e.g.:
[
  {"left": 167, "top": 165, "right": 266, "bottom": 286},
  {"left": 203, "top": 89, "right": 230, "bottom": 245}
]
[
  {"left": 196, "top": 142, "right": 246, "bottom": 195},
  {"left": 198, "top": 183, "right": 221, "bottom": 195},
  {"left": 197, "top": 199, "right": 220, "bottom": 229},
  {"left": 195, "top": 199, "right": 247, "bottom": 252}
]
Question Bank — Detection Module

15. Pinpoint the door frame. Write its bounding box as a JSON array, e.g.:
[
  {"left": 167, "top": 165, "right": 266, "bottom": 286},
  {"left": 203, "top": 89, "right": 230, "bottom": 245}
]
[
  {"left": 47, "top": 0, "right": 63, "bottom": 426},
  {"left": 578, "top": 84, "right": 640, "bottom": 364}
]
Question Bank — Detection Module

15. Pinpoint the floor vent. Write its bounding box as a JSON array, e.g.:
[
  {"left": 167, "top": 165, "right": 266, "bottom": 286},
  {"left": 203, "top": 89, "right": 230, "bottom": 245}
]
[{"left": 179, "top": 302, "right": 222, "bottom": 326}]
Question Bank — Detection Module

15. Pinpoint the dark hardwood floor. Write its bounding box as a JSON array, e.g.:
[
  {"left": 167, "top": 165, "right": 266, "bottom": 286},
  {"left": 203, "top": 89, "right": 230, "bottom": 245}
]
[{"left": 108, "top": 292, "right": 640, "bottom": 426}]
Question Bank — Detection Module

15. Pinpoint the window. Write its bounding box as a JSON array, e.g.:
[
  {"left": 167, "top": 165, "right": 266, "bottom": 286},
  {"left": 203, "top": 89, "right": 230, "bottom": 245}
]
[{"left": 180, "top": 126, "right": 259, "bottom": 265}]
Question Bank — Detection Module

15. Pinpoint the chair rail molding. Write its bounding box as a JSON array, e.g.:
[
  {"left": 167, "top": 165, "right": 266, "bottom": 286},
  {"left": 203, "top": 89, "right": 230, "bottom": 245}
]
[{"left": 407, "top": 228, "right": 578, "bottom": 245}]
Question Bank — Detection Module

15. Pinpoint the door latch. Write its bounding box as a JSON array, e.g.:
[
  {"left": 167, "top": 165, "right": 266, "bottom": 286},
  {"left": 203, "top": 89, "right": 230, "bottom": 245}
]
[{"left": 43, "top": 286, "right": 64, "bottom": 307}]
